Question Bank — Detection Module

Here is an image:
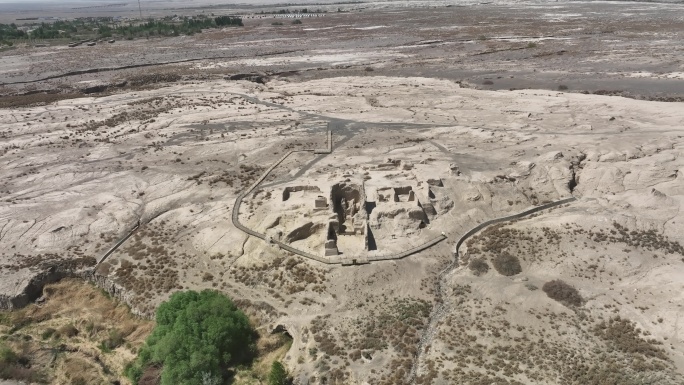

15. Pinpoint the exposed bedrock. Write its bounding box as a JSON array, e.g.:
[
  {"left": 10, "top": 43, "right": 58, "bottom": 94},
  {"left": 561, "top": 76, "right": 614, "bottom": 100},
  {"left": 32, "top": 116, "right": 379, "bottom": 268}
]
[
  {"left": 0, "top": 267, "right": 77, "bottom": 310},
  {"left": 0, "top": 267, "right": 145, "bottom": 316},
  {"left": 89, "top": 272, "right": 150, "bottom": 317}
]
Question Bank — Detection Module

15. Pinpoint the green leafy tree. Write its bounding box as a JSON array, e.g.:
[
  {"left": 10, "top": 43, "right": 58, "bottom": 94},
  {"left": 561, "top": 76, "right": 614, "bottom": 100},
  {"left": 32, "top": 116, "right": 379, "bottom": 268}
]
[
  {"left": 268, "top": 361, "right": 290, "bottom": 385},
  {"left": 126, "top": 290, "right": 256, "bottom": 385}
]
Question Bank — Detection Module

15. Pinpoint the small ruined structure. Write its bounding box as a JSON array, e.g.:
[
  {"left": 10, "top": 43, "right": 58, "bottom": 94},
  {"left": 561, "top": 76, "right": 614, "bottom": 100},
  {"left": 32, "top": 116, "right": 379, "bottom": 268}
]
[
  {"left": 427, "top": 179, "right": 444, "bottom": 187},
  {"left": 314, "top": 196, "right": 328, "bottom": 210},
  {"left": 282, "top": 185, "right": 321, "bottom": 201},
  {"left": 376, "top": 158, "right": 402, "bottom": 170},
  {"left": 271, "top": 173, "right": 450, "bottom": 260},
  {"left": 320, "top": 175, "right": 448, "bottom": 257},
  {"left": 393, "top": 186, "right": 416, "bottom": 202},
  {"left": 449, "top": 163, "right": 461, "bottom": 176}
]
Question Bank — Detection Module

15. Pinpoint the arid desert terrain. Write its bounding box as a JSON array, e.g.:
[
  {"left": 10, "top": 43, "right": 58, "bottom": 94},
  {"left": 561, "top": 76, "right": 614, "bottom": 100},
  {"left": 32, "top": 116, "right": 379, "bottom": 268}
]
[{"left": 1, "top": 1, "right": 684, "bottom": 384}]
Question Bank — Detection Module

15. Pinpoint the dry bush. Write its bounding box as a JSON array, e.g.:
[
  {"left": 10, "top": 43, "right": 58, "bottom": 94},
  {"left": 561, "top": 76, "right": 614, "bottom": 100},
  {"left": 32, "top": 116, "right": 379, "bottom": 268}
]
[
  {"left": 1, "top": 279, "right": 153, "bottom": 385},
  {"left": 0, "top": 364, "right": 44, "bottom": 383},
  {"left": 492, "top": 252, "right": 522, "bottom": 276},
  {"left": 41, "top": 328, "right": 57, "bottom": 340},
  {"left": 96, "top": 261, "right": 111, "bottom": 275},
  {"left": 562, "top": 361, "right": 671, "bottom": 385},
  {"left": 340, "top": 298, "right": 431, "bottom": 384},
  {"left": 525, "top": 283, "right": 538, "bottom": 291},
  {"left": 0, "top": 342, "right": 45, "bottom": 382},
  {"left": 542, "top": 280, "right": 582, "bottom": 307},
  {"left": 57, "top": 323, "right": 79, "bottom": 338},
  {"left": 100, "top": 329, "right": 125, "bottom": 351},
  {"left": 468, "top": 258, "right": 490, "bottom": 276},
  {"left": 577, "top": 222, "right": 684, "bottom": 256},
  {"left": 0, "top": 343, "right": 17, "bottom": 364},
  {"left": 119, "top": 321, "right": 138, "bottom": 338},
  {"left": 230, "top": 256, "right": 327, "bottom": 295},
  {"left": 593, "top": 316, "right": 667, "bottom": 360},
  {"left": 62, "top": 357, "right": 100, "bottom": 385}
]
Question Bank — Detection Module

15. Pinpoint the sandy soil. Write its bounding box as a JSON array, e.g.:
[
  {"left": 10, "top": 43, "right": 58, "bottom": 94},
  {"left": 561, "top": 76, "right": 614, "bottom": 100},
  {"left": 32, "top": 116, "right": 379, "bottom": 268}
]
[{"left": 1, "top": 72, "right": 683, "bottom": 384}]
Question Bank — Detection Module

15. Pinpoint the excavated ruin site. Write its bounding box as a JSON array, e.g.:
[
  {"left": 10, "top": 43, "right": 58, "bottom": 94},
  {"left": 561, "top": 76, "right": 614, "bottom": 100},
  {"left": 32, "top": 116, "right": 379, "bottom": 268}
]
[{"left": 2, "top": 1, "right": 684, "bottom": 384}]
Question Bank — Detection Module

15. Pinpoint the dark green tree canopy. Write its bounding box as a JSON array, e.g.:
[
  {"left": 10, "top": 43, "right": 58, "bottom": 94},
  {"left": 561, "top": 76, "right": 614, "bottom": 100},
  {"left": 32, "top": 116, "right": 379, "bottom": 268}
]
[{"left": 127, "top": 290, "right": 256, "bottom": 385}]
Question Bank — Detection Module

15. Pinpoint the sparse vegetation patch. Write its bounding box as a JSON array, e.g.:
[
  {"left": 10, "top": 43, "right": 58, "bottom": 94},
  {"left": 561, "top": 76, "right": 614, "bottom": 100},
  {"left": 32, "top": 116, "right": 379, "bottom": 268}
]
[
  {"left": 542, "top": 279, "right": 582, "bottom": 307},
  {"left": 469, "top": 257, "right": 490, "bottom": 276},
  {"left": 493, "top": 252, "right": 522, "bottom": 276},
  {"left": 593, "top": 316, "right": 667, "bottom": 360}
]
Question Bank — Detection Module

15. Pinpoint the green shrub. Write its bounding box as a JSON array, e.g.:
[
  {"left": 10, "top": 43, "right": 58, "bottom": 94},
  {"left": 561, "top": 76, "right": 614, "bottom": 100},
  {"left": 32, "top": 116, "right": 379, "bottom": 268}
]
[
  {"left": 41, "top": 328, "right": 57, "bottom": 340},
  {"left": 98, "top": 341, "right": 112, "bottom": 353},
  {"left": 492, "top": 252, "right": 521, "bottom": 276},
  {"left": 0, "top": 343, "right": 17, "bottom": 364},
  {"left": 125, "top": 290, "right": 257, "bottom": 385},
  {"left": 84, "top": 321, "right": 97, "bottom": 335},
  {"left": 0, "top": 342, "right": 46, "bottom": 382},
  {"left": 268, "top": 361, "right": 290, "bottom": 385},
  {"left": 292, "top": 19, "right": 302, "bottom": 24},
  {"left": 272, "top": 22, "right": 283, "bottom": 26},
  {"left": 100, "top": 329, "right": 125, "bottom": 352}
]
